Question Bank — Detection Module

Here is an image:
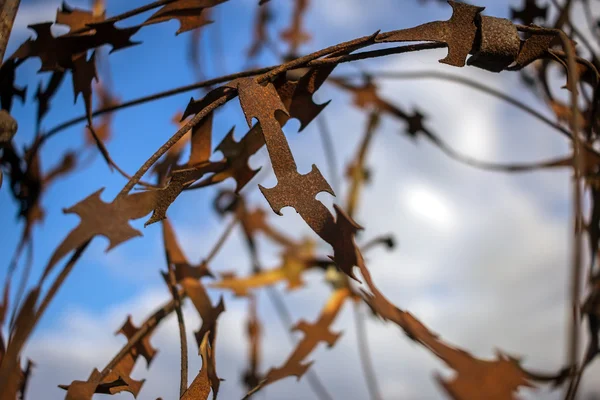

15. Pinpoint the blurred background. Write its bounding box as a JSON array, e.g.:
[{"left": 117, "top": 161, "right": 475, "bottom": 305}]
[{"left": 1, "top": 0, "right": 599, "bottom": 398}]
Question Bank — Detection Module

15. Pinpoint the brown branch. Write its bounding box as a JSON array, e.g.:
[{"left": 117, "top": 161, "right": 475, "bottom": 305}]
[
  {"left": 0, "top": 0, "right": 20, "bottom": 63},
  {"left": 166, "top": 267, "right": 188, "bottom": 398},
  {"left": 316, "top": 115, "right": 339, "bottom": 193},
  {"left": 118, "top": 92, "right": 234, "bottom": 197},
  {"left": 99, "top": 213, "right": 238, "bottom": 385},
  {"left": 119, "top": 37, "right": 446, "bottom": 197},
  {"left": 40, "top": 43, "right": 443, "bottom": 151},
  {"left": 557, "top": 28, "right": 585, "bottom": 400},
  {"left": 337, "top": 70, "right": 575, "bottom": 140}
]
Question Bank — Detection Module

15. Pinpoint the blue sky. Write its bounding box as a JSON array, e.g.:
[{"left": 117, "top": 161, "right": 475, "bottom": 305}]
[{"left": 2, "top": 0, "right": 600, "bottom": 399}]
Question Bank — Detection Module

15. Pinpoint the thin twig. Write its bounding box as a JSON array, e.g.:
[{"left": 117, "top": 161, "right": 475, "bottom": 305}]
[
  {"left": 40, "top": 43, "right": 443, "bottom": 150},
  {"left": 34, "top": 241, "right": 91, "bottom": 329},
  {"left": 167, "top": 267, "right": 188, "bottom": 397},
  {"left": 119, "top": 39, "right": 446, "bottom": 197},
  {"left": 99, "top": 289, "right": 181, "bottom": 382},
  {"left": 316, "top": 115, "right": 339, "bottom": 193},
  {"left": 41, "top": 66, "right": 275, "bottom": 144},
  {"left": 205, "top": 217, "right": 238, "bottom": 265},
  {"left": 555, "top": 28, "right": 584, "bottom": 400},
  {"left": 337, "top": 70, "right": 575, "bottom": 140},
  {"left": 162, "top": 216, "right": 188, "bottom": 397},
  {"left": 100, "top": 212, "right": 238, "bottom": 384},
  {"left": 343, "top": 110, "right": 383, "bottom": 400},
  {"left": 118, "top": 92, "right": 234, "bottom": 197},
  {"left": 353, "top": 301, "right": 382, "bottom": 400}
]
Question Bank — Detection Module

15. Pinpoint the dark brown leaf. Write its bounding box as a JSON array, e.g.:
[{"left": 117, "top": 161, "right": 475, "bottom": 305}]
[
  {"left": 163, "top": 218, "right": 213, "bottom": 281},
  {"left": 247, "top": 3, "right": 273, "bottom": 59},
  {"left": 35, "top": 71, "right": 66, "bottom": 128},
  {"left": 189, "top": 111, "right": 213, "bottom": 165},
  {"left": 242, "top": 296, "right": 262, "bottom": 390},
  {"left": 144, "top": 160, "right": 226, "bottom": 226},
  {"left": 280, "top": 0, "right": 311, "bottom": 55},
  {"left": 510, "top": 0, "right": 548, "bottom": 26},
  {"left": 512, "top": 32, "right": 557, "bottom": 69},
  {"left": 143, "top": 0, "right": 228, "bottom": 35},
  {"left": 0, "top": 60, "right": 27, "bottom": 112}
]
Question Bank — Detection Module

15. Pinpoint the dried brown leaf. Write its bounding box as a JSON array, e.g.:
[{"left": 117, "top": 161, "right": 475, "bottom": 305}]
[
  {"left": 360, "top": 265, "right": 536, "bottom": 400},
  {"left": 280, "top": 0, "right": 311, "bottom": 55},
  {"left": 55, "top": 2, "right": 106, "bottom": 34},
  {"left": 143, "top": 0, "right": 228, "bottom": 35},
  {"left": 247, "top": 3, "right": 273, "bottom": 59},
  {"left": 35, "top": 71, "right": 66, "bottom": 128},
  {"left": 0, "top": 288, "right": 40, "bottom": 400},
  {"left": 510, "top": 0, "right": 548, "bottom": 26},
  {"left": 44, "top": 189, "right": 157, "bottom": 280},
  {"left": 0, "top": 60, "right": 27, "bottom": 112},
  {"left": 163, "top": 218, "right": 213, "bottom": 281},
  {"left": 144, "top": 160, "right": 226, "bottom": 226},
  {"left": 246, "top": 288, "right": 349, "bottom": 396}
]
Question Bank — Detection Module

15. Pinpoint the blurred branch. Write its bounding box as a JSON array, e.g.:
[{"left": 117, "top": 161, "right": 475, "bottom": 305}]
[{"left": 0, "top": 0, "right": 20, "bottom": 64}]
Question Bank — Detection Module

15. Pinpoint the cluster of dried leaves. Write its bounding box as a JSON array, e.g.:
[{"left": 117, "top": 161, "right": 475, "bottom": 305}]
[{"left": 0, "top": 0, "right": 599, "bottom": 398}]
